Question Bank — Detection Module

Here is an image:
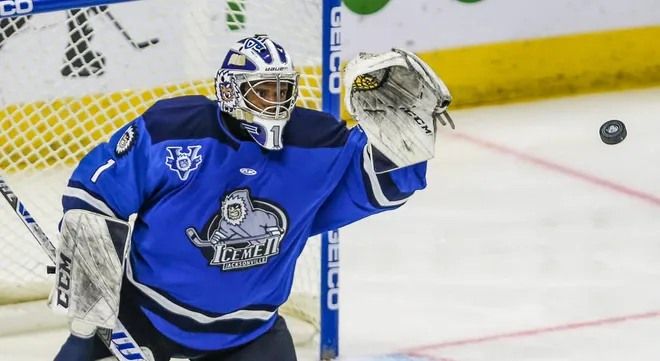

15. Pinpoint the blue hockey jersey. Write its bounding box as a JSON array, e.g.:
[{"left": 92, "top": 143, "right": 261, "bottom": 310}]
[{"left": 62, "top": 95, "right": 427, "bottom": 351}]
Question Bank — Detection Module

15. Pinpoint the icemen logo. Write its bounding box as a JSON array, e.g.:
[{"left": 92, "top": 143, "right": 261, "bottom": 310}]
[
  {"left": 115, "top": 124, "right": 137, "bottom": 157},
  {"left": 165, "top": 145, "right": 202, "bottom": 181},
  {"left": 186, "top": 189, "right": 287, "bottom": 271}
]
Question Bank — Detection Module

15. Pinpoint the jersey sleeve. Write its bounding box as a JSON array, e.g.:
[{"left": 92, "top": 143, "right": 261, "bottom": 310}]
[
  {"left": 61, "top": 117, "right": 153, "bottom": 221},
  {"left": 310, "top": 127, "right": 428, "bottom": 235}
]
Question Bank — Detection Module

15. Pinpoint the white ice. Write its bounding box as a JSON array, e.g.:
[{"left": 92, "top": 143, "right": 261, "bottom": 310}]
[{"left": 2, "top": 87, "right": 660, "bottom": 360}]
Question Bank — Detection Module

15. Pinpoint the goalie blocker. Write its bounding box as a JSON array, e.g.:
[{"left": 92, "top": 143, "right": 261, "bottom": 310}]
[
  {"left": 49, "top": 210, "right": 132, "bottom": 330},
  {"left": 344, "top": 49, "right": 454, "bottom": 170}
]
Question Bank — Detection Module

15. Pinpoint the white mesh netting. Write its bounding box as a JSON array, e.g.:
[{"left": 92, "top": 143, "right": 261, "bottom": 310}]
[{"left": 0, "top": 0, "right": 322, "bottom": 341}]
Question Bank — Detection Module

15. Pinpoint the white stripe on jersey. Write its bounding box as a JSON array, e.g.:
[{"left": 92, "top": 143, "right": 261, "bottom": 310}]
[
  {"left": 125, "top": 260, "right": 277, "bottom": 323},
  {"left": 63, "top": 186, "right": 118, "bottom": 218},
  {"left": 362, "top": 144, "right": 410, "bottom": 208}
]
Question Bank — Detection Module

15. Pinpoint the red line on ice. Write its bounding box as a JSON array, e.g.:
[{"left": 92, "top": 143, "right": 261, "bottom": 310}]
[
  {"left": 403, "top": 310, "right": 660, "bottom": 354},
  {"left": 452, "top": 132, "right": 660, "bottom": 208},
  {"left": 400, "top": 132, "right": 660, "bottom": 359}
]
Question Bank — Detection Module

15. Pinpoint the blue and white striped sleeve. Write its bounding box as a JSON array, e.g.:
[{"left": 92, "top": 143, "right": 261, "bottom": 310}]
[
  {"left": 310, "top": 127, "right": 428, "bottom": 235},
  {"left": 62, "top": 117, "right": 152, "bottom": 221}
]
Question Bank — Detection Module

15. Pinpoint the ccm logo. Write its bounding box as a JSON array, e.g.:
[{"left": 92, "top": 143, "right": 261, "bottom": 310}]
[
  {"left": 0, "top": 0, "right": 33, "bottom": 16},
  {"left": 56, "top": 252, "right": 73, "bottom": 308},
  {"left": 399, "top": 106, "right": 433, "bottom": 135}
]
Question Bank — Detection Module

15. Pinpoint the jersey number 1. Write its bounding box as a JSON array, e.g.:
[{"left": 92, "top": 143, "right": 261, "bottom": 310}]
[
  {"left": 271, "top": 126, "right": 281, "bottom": 148},
  {"left": 91, "top": 159, "right": 116, "bottom": 183}
]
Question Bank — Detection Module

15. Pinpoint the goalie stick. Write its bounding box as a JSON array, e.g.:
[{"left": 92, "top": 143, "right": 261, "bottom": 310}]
[
  {"left": 0, "top": 175, "right": 151, "bottom": 361},
  {"left": 94, "top": 6, "right": 160, "bottom": 49}
]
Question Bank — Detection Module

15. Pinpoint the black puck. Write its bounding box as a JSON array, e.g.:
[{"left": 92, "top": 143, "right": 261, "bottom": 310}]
[
  {"left": 46, "top": 265, "right": 56, "bottom": 274},
  {"left": 600, "top": 120, "right": 627, "bottom": 145}
]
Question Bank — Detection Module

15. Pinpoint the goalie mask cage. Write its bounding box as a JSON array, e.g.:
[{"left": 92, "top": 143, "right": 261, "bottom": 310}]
[{"left": 0, "top": 0, "right": 341, "bottom": 359}]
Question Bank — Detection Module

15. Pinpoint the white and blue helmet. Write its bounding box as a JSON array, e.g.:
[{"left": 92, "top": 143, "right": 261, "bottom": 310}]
[{"left": 215, "top": 35, "right": 298, "bottom": 150}]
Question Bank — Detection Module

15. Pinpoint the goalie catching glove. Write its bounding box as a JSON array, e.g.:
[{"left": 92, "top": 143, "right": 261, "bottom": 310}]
[{"left": 344, "top": 49, "right": 453, "bottom": 169}]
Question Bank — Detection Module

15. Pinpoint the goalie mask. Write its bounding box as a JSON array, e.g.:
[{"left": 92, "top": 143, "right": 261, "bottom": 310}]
[{"left": 215, "top": 35, "right": 299, "bottom": 150}]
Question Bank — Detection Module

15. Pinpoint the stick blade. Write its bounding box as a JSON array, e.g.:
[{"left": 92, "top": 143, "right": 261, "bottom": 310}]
[{"left": 136, "top": 38, "right": 160, "bottom": 49}]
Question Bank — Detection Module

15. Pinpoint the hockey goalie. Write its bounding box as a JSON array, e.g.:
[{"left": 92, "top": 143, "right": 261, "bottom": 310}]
[{"left": 47, "top": 35, "right": 454, "bottom": 361}]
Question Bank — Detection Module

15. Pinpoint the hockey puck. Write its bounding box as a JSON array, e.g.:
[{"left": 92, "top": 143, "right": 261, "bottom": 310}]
[
  {"left": 46, "top": 265, "right": 56, "bottom": 274},
  {"left": 600, "top": 120, "right": 627, "bottom": 145}
]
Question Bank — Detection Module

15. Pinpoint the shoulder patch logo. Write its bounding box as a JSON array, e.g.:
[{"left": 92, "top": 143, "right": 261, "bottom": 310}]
[
  {"left": 165, "top": 145, "right": 203, "bottom": 181},
  {"left": 115, "top": 125, "right": 137, "bottom": 157},
  {"left": 185, "top": 189, "right": 287, "bottom": 271}
]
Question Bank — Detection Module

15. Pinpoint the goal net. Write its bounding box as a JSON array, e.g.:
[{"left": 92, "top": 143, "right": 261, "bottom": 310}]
[{"left": 0, "top": 0, "right": 339, "bottom": 358}]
